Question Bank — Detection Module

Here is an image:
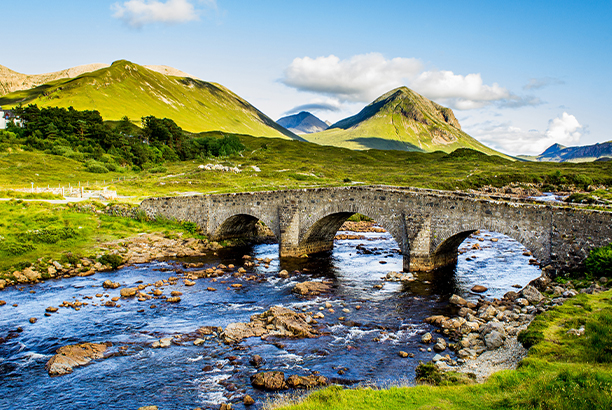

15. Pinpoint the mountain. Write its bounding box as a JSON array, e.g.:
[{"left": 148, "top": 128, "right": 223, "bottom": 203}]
[
  {"left": 302, "top": 87, "right": 502, "bottom": 156},
  {"left": 531, "top": 142, "right": 612, "bottom": 162},
  {"left": 277, "top": 111, "right": 329, "bottom": 134},
  {"left": 0, "top": 60, "right": 299, "bottom": 139},
  {"left": 0, "top": 63, "right": 110, "bottom": 96}
]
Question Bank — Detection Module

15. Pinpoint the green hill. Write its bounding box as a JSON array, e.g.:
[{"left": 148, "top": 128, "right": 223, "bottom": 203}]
[
  {"left": 303, "top": 86, "right": 503, "bottom": 156},
  {"left": 0, "top": 60, "right": 299, "bottom": 140}
]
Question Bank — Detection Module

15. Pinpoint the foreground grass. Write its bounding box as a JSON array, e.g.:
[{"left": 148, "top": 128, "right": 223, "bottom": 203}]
[
  {"left": 0, "top": 199, "right": 199, "bottom": 277},
  {"left": 3, "top": 133, "right": 610, "bottom": 202},
  {"left": 272, "top": 291, "right": 612, "bottom": 410}
]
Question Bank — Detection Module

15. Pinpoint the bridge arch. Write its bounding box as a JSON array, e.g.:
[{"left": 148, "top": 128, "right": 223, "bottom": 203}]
[
  {"left": 210, "top": 209, "right": 279, "bottom": 242},
  {"left": 430, "top": 220, "right": 546, "bottom": 270},
  {"left": 296, "top": 202, "right": 407, "bottom": 256}
]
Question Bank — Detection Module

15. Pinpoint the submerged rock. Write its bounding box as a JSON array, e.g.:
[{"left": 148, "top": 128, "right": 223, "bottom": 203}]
[{"left": 45, "top": 342, "right": 110, "bottom": 376}]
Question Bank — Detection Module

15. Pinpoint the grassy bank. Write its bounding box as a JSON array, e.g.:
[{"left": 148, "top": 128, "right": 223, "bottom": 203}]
[
  {"left": 270, "top": 289, "right": 612, "bottom": 410},
  {"left": 2, "top": 134, "right": 611, "bottom": 202},
  {"left": 0, "top": 199, "right": 201, "bottom": 279}
]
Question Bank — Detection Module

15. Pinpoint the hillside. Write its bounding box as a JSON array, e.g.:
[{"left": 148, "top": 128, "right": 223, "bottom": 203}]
[
  {"left": 0, "top": 60, "right": 299, "bottom": 139},
  {"left": 277, "top": 111, "right": 329, "bottom": 134},
  {"left": 0, "top": 63, "right": 109, "bottom": 96},
  {"left": 534, "top": 142, "right": 612, "bottom": 163},
  {"left": 303, "top": 87, "right": 503, "bottom": 156}
]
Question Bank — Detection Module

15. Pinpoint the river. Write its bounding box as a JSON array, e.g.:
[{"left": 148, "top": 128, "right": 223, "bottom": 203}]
[{"left": 0, "top": 229, "right": 541, "bottom": 410}]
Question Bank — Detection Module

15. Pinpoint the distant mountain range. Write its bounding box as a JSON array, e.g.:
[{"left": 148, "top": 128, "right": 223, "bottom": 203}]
[
  {"left": 277, "top": 111, "right": 329, "bottom": 134},
  {"left": 518, "top": 142, "right": 612, "bottom": 163},
  {"left": 302, "top": 87, "right": 502, "bottom": 156},
  {"left": 0, "top": 60, "right": 299, "bottom": 140},
  {"left": 0, "top": 60, "right": 511, "bottom": 156}
]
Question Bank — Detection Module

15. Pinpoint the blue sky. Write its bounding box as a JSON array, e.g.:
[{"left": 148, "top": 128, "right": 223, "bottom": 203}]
[{"left": 3, "top": 0, "right": 611, "bottom": 155}]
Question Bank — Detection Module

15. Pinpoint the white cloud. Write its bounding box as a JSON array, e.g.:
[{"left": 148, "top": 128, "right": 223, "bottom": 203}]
[
  {"left": 282, "top": 53, "right": 423, "bottom": 102},
  {"left": 282, "top": 53, "right": 541, "bottom": 110},
  {"left": 112, "top": 0, "right": 216, "bottom": 27},
  {"left": 410, "top": 70, "right": 510, "bottom": 109},
  {"left": 469, "top": 112, "right": 584, "bottom": 155}
]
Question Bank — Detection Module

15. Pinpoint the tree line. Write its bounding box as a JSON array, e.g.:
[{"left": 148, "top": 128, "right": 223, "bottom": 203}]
[{"left": 0, "top": 105, "right": 245, "bottom": 172}]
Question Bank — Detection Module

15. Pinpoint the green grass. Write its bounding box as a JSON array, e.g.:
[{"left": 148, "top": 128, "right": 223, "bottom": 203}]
[
  {"left": 0, "top": 199, "right": 202, "bottom": 277},
  {"left": 1, "top": 134, "right": 611, "bottom": 203},
  {"left": 271, "top": 291, "right": 612, "bottom": 410},
  {"left": 0, "top": 190, "right": 63, "bottom": 200},
  {"left": 0, "top": 60, "right": 298, "bottom": 139}
]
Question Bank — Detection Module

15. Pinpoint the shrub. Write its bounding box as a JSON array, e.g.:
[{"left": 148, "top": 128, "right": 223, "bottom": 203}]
[
  {"left": 98, "top": 253, "right": 123, "bottom": 269},
  {"left": 86, "top": 160, "right": 110, "bottom": 174},
  {"left": 181, "top": 221, "right": 198, "bottom": 234},
  {"left": 4, "top": 242, "right": 35, "bottom": 255},
  {"left": 148, "top": 165, "right": 168, "bottom": 173},
  {"left": 585, "top": 243, "right": 612, "bottom": 277},
  {"left": 17, "top": 227, "right": 78, "bottom": 244}
]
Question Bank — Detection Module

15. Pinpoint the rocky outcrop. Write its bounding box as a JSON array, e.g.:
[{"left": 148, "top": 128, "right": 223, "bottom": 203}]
[
  {"left": 250, "top": 371, "right": 328, "bottom": 391},
  {"left": 251, "top": 371, "right": 286, "bottom": 391},
  {"left": 286, "top": 374, "right": 329, "bottom": 389},
  {"left": 45, "top": 342, "right": 110, "bottom": 376},
  {"left": 222, "top": 306, "right": 317, "bottom": 343}
]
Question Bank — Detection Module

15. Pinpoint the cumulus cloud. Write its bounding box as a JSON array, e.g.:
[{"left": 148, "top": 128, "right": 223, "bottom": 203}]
[
  {"left": 469, "top": 112, "right": 584, "bottom": 155},
  {"left": 282, "top": 53, "right": 423, "bottom": 102},
  {"left": 282, "top": 53, "right": 541, "bottom": 110},
  {"left": 523, "top": 77, "right": 565, "bottom": 90},
  {"left": 112, "top": 0, "right": 216, "bottom": 27}
]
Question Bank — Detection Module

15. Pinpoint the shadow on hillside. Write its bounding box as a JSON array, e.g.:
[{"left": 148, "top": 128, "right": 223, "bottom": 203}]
[{"left": 349, "top": 137, "right": 424, "bottom": 152}]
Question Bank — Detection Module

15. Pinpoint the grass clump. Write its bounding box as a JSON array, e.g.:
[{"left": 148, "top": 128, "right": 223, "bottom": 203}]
[{"left": 585, "top": 244, "right": 612, "bottom": 278}]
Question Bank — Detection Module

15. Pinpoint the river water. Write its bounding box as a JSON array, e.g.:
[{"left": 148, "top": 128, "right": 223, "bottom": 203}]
[{"left": 0, "top": 229, "right": 541, "bottom": 410}]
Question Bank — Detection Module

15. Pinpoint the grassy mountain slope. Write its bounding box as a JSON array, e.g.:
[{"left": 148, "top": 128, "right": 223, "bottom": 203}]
[
  {"left": 0, "top": 60, "right": 299, "bottom": 139},
  {"left": 304, "top": 87, "right": 503, "bottom": 156}
]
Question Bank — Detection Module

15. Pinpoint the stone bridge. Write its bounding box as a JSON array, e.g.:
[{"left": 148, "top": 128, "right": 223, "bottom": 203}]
[{"left": 140, "top": 186, "right": 612, "bottom": 273}]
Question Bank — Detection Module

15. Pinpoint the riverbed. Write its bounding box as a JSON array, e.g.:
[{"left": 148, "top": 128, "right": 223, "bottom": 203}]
[{"left": 0, "top": 229, "right": 541, "bottom": 410}]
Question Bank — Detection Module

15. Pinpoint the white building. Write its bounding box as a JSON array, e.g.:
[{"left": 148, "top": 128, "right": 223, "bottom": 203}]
[{"left": 0, "top": 107, "right": 22, "bottom": 130}]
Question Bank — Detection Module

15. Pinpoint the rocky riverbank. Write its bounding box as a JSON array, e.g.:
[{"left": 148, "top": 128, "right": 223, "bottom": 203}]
[
  {"left": 427, "top": 274, "right": 610, "bottom": 382},
  {"left": 0, "top": 232, "right": 222, "bottom": 291}
]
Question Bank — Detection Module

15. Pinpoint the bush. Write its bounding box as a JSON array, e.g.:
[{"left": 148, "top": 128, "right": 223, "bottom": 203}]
[
  {"left": 98, "top": 253, "right": 123, "bottom": 269},
  {"left": 4, "top": 242, "right": 35, "bottom": 255},
  {"left": 17, "top": 227, "right": 78, "bottom": 244},
  {"left": 86, "top": 159, "right": 110, "bottom": 173},
  {"left": 181, "top": 221, "right": 198, "bottom": 234},
  {"left": 148, "top": 165, "right": 168, "bottom": 174},
  {"left": 585, "top": 244, "right": 612, "bottom": 277}
]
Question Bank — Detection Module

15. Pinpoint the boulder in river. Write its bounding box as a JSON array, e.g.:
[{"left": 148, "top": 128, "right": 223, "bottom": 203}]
[
  {"left": 285, "top": 374, "right": 329, "bottom": 389},
  {"left": 251, "top": 371, "right": 286, "bottom": 390},
  {"left": 293, "top": 281, "right": 331, "bottom": 296},
  {"left": 449, "top": 294, "right": 468, "bottom": 306},
  {"left": 222, "top": 306, "right": 317, "bottom": 343},
  {"left": 521, "top": 285, "right": 544, "bottom": 304},
  {"left": 45, "top": 342, "right": 110, "bottom": 376},
  {"left": 120, "top": 287, "right": 137, "bottom": 297}
]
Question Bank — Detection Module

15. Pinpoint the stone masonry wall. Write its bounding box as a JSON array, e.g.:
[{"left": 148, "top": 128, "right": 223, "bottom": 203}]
[{"left": 140, "top": 186, "right": 612, "bottom": 273}]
